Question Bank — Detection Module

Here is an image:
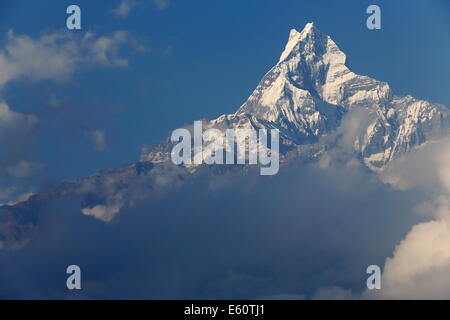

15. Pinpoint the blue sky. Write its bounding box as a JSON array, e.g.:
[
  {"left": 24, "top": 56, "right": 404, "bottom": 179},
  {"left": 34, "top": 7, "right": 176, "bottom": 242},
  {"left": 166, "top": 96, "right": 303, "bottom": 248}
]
[{"left": 0, "top": 0, "right": 449, "bottom": 183}]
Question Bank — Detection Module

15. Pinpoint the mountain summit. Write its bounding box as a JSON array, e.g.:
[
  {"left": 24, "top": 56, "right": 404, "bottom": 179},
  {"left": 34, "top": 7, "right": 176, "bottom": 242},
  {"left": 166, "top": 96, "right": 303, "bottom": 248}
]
[
  {"left": 143, "top": 22, "right": 449, "bottom": 168},
  {"left": 2, "top": 23, "right": 450, "bottom": 247}
]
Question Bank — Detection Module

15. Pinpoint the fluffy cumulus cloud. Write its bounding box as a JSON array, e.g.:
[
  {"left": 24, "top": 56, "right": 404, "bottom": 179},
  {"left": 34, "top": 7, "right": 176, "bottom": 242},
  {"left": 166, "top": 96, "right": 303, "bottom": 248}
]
[
  {"left": 359, "top": 138, "right": 450, "bottom": 299},
  {"left": 278, "top": 105, "right": 450, "bottom": 299},
  {"left": 378, "top": 218, "right": 450, "bottom": 299},
  {"left": 295, "top": 126, "right": 450, "bottom": 299}
]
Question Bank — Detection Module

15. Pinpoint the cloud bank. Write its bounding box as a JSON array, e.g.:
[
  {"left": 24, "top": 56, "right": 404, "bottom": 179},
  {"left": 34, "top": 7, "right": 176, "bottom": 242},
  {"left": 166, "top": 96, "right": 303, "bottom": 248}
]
[
  {"left": 363, "top": 138, "right": 450, "bottom": 299},
  {"left": 0, "top": 155, "right": 424, "bottom": 299}
]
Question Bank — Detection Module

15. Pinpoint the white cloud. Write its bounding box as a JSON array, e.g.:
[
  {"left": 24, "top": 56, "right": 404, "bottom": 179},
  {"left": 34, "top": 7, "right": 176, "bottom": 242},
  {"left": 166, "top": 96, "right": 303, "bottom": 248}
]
[
  {"left": 0, "top": 30, "right": 137, "bottom": 88},
  {"left": 375, "top": 217, "right": 450, "bottom": 299},
  {"left": 82, "top": 204, "right": 122, "bottom": 222},
  {"left": 366, "top": 138, "right": 450, "bottom": 299},
  {"left": 0, "top": 101, "right": 37, "bottom": 132},
  {"left": 85, "top": 31, "right": 131, "bottom": 67},
  {"left": 0, "top": 192, "right": 34, "bottom": 206},
  {"left": 112, "top": 0, "right": 138, "bottom": 18}
]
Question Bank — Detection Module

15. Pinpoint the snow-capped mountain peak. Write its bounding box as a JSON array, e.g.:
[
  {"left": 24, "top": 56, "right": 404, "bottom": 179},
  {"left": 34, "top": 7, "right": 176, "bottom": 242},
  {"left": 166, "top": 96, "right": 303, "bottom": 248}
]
[
  {"left": 2, "top": 22, "right": 450, "bottom": 245},
  {"left": 278, "top": 22, "right": 344, "bottom": 65},
  {"left": 144, "top": 22, "right": 448, "bottom": 169},
  {"left": 48, "top": 23, "right": 450, "bottom": 223}
]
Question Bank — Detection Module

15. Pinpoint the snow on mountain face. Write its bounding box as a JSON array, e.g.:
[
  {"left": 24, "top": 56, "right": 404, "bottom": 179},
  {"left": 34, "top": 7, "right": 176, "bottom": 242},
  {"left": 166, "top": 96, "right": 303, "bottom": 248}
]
[
  {"left": 142, "top": 22, "right": 449, "bottom": 169},
  {"left": 1, "top": 22, "right": 449, "bottom": 245}
]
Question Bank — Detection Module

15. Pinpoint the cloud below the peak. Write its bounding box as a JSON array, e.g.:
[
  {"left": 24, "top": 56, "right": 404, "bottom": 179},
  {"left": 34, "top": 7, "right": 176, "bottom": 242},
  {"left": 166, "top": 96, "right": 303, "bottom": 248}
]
[
  {"left": 358, "top": 137, "right": 450, "bottom": 299},
  {"left": 0, "top": 158, "right": 424, "bottom": 299}
]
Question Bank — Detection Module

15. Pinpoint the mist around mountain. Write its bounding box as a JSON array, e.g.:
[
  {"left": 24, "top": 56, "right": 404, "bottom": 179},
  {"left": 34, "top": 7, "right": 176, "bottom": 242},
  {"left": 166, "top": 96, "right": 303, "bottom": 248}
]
[{"left": 1, "top": 23, "right": 450, "bottom": 299}]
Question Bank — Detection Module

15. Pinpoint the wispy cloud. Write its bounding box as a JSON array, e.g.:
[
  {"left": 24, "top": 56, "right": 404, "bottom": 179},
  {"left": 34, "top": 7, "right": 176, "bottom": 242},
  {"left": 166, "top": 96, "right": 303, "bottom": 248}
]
[
  {"left": 112, "top": 0, "right": 170, "bottom": 17},
  {"left": 0, "top": 30, "right": 140, "bottom": 88},
  {"left": 0, "top": 29, "right": 146, "bottom": 206},
  {"left": 363, "top": 138, "right": 450, "bottom": 299},
  {"left": 6, "top": 160, "right": 41, "bottom": 179},
  {"left": 0, "top": 101, "right": 37, "bottom": 133},
  {"left": 92, "top": 129, "right": 107, "bottom": 151},
  {"left": 112, "top": 0, "right": 138, "bottom": 18}
]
